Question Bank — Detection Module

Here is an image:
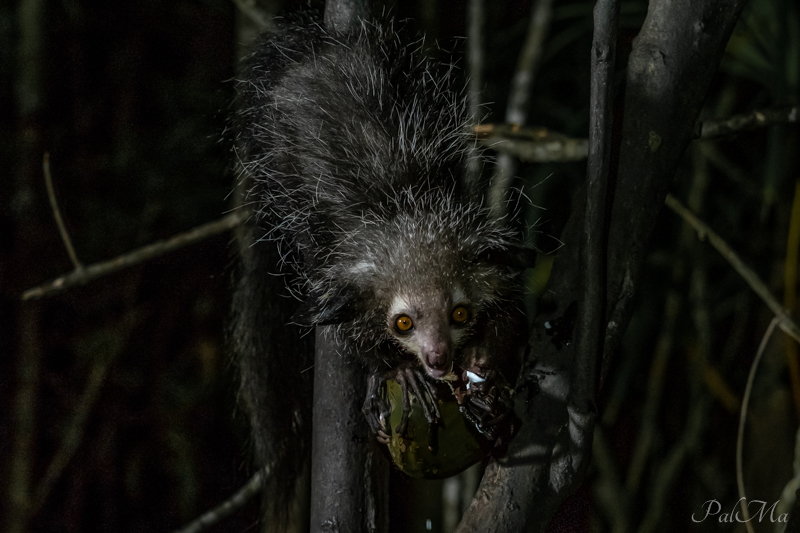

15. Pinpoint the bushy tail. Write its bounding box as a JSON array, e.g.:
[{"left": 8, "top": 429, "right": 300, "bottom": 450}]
[{"left": 230, "top": 219, "right": 313, "bottom": 529}]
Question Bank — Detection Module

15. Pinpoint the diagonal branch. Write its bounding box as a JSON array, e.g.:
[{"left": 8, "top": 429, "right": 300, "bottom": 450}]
[
  {"left": 22, "top": 210, "right": 247, "bottom": 301},
  {"left": 172, "top": 468, "right": 268, "bottom": 533},
  {"left": 697, "top": 104, "right": 799, "bottom": 139},
  {"left": 665, "top": 194, "right": 800, "bottom": 343}
]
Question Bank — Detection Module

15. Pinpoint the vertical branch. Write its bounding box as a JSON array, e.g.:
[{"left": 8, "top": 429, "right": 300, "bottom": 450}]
[
  {"left": 465, "top": 0, "right": 485, "bottom": 189},
  {"left": 572, "top": 0, "right": 619, "bottom": 432},
  {"left": 309, "top": 6, "right": 388, "bottom": 533},
  {"left": 443, "top": 477, "right": 462, "bottom": 533},
  {"left": 466, "top": 0, "right": 484, "bottom": 122},
  {"left": 231, "top": 0, "right": 271, "bottom": 34},
  {"left": 15, "top": 0, "right": 44, "bottom": 118},
  {"left": 6, "top": 0, "right": 46, "bottom": 530},
  {"left": 6, "top": 305, "right": 43, "bottom": 533},
  {"left": 784, "top": 180, "right": 800, "bottom": 419},
  {"left": 775, "top": 426, "right": 800, "bottom": 523},
  {"left": 567, "top": 0, "right": 620, "bottom": 490},
  {"left": 602, "top": 0, "right": 749, "bottom": 365},
  {"left": 309, "top": 329, "right": 388, "bottom": 533},
  {"left": 489, "top": 0, "right": 553, "bottom": 216},
  {"left": 417, "top": 0, "right": 438, "bottom": 42},
  {"left": 504, "top": 0, "right": 553, "bottom": 128}
]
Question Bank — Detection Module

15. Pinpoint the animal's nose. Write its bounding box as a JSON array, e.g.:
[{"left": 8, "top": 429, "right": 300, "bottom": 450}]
[{"left": 425, "top": 344, "right": 450, "bottom": 371}]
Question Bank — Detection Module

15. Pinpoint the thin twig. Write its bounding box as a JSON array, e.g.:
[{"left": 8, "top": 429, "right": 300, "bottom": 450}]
[
  {"left": 473, "top": 123, "right": 551, "bottom": 140},
  {"left": 172, "top": 468, "right": 267, "bottom": 533},
  {"left": 480, "top": 135, "right": 588, "bottom": 162},
  {"left": 697, "top": 104, "right": 799, "bottom": 139},
  {"left": 666, "top": 194, "right": 800, "bottom": 343},
  {"left": 737, "top": 316, "right": 781, "bottom": 533},
  {"left": 22, "top": 210, "right": 247, "bottom": 301},
  {"left": 474, "top": 123, "right": 588, "bottom": 162},
  {"left": 43, "top": 153, "right": 82, "bottom": 270}
]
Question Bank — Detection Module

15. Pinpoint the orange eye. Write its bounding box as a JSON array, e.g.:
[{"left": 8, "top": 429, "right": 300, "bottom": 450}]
[
  {"left": 452, "top": 306, "right": 469, "bottom": 323},
  {"left": 395, "top": 315, "right": 413, "bottom": 333}
]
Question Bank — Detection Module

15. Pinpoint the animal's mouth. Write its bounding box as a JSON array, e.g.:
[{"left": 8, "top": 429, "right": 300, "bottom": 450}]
[{"left": 424, "top": 361, "right": 454, "bottom": 381}]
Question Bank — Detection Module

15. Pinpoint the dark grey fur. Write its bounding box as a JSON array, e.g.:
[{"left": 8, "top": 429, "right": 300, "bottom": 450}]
[{"left": 231, "top": 16, "right": 530, "bottom": 523}]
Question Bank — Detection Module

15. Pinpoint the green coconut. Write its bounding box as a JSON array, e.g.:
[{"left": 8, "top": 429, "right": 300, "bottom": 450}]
[{"left": 384, "top": 378, "right": 490, "bottom": 479}]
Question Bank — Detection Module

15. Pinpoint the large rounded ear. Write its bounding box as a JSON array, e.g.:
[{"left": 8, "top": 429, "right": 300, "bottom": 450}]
[
  {"left": 292, "top": 285, "right": 361, "bottom": 326},
  {"left": 475, "top": 246, "right": 538, "bottom": 271}
]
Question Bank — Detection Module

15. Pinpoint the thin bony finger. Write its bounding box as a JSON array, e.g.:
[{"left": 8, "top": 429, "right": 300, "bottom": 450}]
[
  {"left": 406, "top": 369, "right": 435, "bottom": 424},
  {"left": 416, "top": 369, "right": 442, "bottom": 422},
  {"left": 395, "top": 374, "right": 411, "bottom": 436}
]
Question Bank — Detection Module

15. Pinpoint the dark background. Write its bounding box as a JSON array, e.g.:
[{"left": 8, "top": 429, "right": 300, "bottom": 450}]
[{"left": 1, "top": 0, "right": 798, "bottom": 531}]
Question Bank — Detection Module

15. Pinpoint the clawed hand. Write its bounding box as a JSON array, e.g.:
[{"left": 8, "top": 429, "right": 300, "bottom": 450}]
[
  {"left": 362, "top": 364, "right": 442, "bottom": 443},
  {"left": 459, "top": 369, "right": 518, "bottom": 447}
]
